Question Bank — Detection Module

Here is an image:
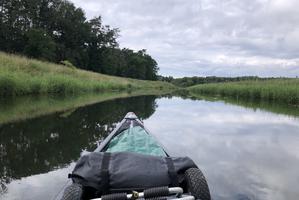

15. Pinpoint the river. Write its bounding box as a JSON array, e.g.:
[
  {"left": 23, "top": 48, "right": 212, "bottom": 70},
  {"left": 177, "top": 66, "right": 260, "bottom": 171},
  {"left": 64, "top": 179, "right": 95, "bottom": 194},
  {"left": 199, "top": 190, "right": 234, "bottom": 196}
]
[{"left": 0, "top": 95, "right": 299, "bottom": 200}]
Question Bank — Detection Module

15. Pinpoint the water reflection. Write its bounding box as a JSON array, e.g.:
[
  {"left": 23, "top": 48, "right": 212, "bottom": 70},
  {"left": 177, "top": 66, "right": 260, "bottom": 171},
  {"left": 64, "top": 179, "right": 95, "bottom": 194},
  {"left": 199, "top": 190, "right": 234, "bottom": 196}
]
[
  {"left": 189, "top": 93, "right": 299, "bottom": 118},
  {"left": 1, "top": 95, "right": 299, "bottom": 200},
  {"left": 0, "top": 95, "right": 157, "bottom": 199},
  {"left": 145, "top": 97, "right": 299, "bottom": 200}
]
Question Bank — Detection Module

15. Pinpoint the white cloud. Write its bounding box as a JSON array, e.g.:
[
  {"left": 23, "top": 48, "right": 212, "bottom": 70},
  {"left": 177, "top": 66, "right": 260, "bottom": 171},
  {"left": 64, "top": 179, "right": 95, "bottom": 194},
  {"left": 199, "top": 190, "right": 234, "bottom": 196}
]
[{"left": 69, "top": 0, "right": 299, "bottom": 77}]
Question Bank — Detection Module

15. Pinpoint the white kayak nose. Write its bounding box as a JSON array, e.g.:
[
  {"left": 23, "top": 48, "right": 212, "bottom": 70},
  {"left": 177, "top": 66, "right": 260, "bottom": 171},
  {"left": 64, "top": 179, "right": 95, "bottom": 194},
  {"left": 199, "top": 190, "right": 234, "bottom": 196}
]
[{"left": 125, "top": 112, "right": 138, "bottom": 119}]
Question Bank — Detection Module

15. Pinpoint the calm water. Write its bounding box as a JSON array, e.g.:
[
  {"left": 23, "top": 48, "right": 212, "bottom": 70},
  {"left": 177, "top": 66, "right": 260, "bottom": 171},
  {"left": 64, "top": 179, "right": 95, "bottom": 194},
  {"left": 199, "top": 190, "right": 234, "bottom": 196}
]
[{"left": 1, "top": 95, "right": 299, "bottom": 200}]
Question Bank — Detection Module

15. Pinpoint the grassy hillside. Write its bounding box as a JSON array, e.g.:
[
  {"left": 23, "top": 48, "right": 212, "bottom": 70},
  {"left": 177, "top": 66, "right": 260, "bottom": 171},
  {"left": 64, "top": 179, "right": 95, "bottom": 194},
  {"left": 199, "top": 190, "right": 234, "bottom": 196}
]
[
  {"left": 0, "top": 52, "right": 175, "bottom": 96},
  {"left": 189, "top": 79, "right": 299, "bottom": 105}
]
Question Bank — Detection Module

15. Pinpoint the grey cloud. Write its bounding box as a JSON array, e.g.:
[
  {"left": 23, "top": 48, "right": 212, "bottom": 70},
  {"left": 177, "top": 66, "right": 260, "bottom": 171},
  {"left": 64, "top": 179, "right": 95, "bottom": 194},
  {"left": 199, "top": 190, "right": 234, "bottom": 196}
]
[{"left": 70, "top": 0, "right": 299, "bottom": 77}]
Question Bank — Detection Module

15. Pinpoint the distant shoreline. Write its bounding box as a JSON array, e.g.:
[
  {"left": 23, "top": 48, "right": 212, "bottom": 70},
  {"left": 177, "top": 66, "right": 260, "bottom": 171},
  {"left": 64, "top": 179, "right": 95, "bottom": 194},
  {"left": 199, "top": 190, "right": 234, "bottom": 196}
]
[{"left": 188, "top": 79, "right": 299, "bottom": 106}]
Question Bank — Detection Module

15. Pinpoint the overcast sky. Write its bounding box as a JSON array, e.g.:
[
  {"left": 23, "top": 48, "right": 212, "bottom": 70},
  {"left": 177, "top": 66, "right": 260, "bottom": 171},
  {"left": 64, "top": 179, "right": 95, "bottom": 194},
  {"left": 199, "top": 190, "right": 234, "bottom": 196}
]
[{"left": 70, "top": 0, "right": 299, "bottom": 77}]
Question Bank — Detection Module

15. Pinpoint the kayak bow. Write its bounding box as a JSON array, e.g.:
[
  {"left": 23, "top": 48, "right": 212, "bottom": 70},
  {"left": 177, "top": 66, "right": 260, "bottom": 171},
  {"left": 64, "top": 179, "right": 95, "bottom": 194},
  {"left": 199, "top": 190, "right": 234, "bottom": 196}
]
[
  {"left": 95, "top": 112, "right": 167, "bottom": 156},
  {"left": 61, "top": 112, "right": 211, "bottom": 200}
]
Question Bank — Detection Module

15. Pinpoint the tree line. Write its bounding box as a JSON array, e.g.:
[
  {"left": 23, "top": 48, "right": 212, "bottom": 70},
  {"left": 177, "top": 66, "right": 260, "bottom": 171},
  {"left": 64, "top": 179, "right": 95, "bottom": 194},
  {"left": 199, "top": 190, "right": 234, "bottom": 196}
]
[
  {"left": 0, "top": 0, "right": 158, "bottom": 80},
  {"left": 158, "top": 76, "right": 283, "bottom": 87}
]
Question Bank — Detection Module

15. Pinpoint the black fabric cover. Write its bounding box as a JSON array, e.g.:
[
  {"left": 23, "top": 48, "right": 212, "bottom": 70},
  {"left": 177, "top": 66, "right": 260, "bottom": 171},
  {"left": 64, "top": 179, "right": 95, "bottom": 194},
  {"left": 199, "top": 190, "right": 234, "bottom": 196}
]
[{"left": 70, "top": 152, "right": 197, "bottom": 191}]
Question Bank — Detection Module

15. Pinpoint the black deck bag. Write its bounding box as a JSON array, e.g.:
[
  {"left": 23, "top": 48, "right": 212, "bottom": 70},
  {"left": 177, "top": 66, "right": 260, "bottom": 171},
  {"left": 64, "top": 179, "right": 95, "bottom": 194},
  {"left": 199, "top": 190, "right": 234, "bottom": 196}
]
[{"left": 69, "top": 151, "right": 197, "bottom": 194}]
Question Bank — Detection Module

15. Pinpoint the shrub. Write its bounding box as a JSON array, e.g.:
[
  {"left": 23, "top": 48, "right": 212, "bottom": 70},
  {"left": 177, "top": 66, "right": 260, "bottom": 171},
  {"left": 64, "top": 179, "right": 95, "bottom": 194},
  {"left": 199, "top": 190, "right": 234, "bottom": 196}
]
[{"left": 60, "top": 60, "right": 76, "bottom": 69}]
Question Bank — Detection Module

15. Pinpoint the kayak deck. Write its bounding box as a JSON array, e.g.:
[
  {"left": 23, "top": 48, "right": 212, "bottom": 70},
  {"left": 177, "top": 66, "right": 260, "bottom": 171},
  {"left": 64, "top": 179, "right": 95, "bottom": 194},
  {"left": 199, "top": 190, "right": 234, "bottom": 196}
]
[
  {"left": 106, "top": 125, "right": 166, "bottom": 156},
  {"left": 96, "top": 112, "right": 167, "bottom": 157}
]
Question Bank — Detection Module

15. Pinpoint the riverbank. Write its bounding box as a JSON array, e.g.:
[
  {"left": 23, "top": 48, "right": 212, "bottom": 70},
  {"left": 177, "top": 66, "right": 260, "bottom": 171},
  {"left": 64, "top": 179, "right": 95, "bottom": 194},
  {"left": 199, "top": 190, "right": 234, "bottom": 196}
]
[
  {"left": 189, "top": 79, "right": 299, "bottom": 105},
  {"left": 0, "top": 52, "right": 174, "bottom": 96}
]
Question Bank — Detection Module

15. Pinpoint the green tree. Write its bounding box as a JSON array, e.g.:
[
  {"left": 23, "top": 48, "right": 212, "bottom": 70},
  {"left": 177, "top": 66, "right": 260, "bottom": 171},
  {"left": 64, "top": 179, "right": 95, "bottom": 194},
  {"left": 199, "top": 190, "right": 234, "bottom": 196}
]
[
  {"left": 24, "top": 28, "right": 56, "bottom": 60},
  {"left": 87, "top": 17, "right": 119, "bottom": 72}
]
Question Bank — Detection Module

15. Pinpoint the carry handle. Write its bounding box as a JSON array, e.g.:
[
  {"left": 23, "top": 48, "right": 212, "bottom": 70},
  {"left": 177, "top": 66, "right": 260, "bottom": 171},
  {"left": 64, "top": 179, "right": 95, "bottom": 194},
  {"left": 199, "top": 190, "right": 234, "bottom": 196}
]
[{"left": 91, "top": 187, "right": 193, "bottom": 200}]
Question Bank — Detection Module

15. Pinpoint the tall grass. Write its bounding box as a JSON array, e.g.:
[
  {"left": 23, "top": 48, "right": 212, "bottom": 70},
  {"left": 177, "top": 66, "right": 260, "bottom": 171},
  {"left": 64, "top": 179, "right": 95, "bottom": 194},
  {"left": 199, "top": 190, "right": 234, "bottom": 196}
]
[
  {"left": 0, "top": 52, "right": 175, "bottom": 96},
  {"left": 189, "top": 79, "right": 299, "bottom": 105}
]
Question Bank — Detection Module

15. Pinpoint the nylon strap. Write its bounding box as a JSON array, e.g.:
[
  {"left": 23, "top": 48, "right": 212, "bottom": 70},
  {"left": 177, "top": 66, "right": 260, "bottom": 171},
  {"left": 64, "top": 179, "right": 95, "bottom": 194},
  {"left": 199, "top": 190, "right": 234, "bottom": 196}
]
[
  {"left": 100, "top": 152, "right": 111, "bottom": 194},
  {"left": 165, "top": 157, "right": 179, "bottom": 187}
]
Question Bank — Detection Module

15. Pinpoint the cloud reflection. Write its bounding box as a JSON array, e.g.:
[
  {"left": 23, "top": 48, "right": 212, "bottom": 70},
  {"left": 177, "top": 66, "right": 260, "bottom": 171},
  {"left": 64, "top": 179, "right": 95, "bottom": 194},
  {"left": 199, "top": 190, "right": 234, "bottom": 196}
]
[
  {"left": 2, "top": 163, "right": 75, "bottom": 200},
  {"left": 145, "top": 97, "right": 299, "bottom": 200}
]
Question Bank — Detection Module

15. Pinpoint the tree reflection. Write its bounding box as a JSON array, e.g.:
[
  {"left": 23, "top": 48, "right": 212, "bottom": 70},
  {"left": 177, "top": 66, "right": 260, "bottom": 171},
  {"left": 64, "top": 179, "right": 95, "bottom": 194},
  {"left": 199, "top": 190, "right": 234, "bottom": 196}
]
[{"left": 0, "top": 95, "right": 158, "bottom": 186}]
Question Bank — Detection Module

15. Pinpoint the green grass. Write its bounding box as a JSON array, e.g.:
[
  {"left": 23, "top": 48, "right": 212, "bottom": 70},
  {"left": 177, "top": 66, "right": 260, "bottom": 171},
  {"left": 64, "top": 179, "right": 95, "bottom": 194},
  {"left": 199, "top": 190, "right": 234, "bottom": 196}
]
[
  {"left": 0, "top": 52, "right": 175, "bottom": 96},
  {"left": 189, "top": 79, "right": 299, "bottom": 105}
]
